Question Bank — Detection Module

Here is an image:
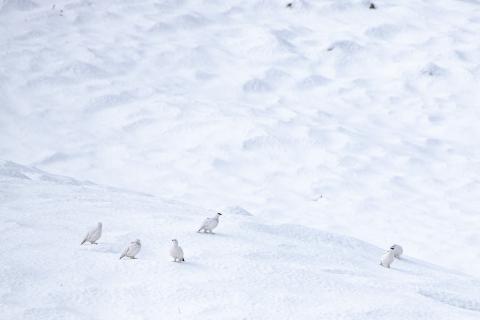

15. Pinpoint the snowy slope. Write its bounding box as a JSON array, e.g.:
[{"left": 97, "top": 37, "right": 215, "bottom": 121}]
[
  {"left": 1, "top": 0, "right": 480, "bottom": 278},
  {"left": 1, "top": 161, "right": 480, "bottom": 320}
]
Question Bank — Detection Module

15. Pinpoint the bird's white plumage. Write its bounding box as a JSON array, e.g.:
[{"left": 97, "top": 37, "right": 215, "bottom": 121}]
[
  {"left": 170, "top": 239, "right": 184, "bottom": 262},
  {"left": 391, "top": 244, "right": 403, "bottom": 258},
  {"left": 81, "top": 222, "right": 102, "bottom": 245},
  {"left": 380, "top": 248, "right": 395, "bottom": 268},
  {"left": 120, "top": 239, "right": 141, "bottom": 259},
  {"left": 198, "top": 213, "right": 221, "bottom": 233}
]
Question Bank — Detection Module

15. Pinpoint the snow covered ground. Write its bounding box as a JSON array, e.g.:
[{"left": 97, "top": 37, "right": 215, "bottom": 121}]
[
  {"left": 1, "top": 0, "right": 480, "bottom": 317},
  {"left": 1, "top": 161, "right": 480, "bottom": 319}
]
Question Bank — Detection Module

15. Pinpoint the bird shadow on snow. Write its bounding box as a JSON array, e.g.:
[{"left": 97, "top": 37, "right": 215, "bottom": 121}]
[
  {"left": 79, "top": 242, "right": 120, "bottom": 254},
  {"left": 321, "top": 268, "right": 360, "bottom": 277},
  {"left": 394, "top": 257, "right": 466, "bottom": 276},
  {"left": 195, "top": 232, "right": 231, "bottom": 238},
  {"left": 378, "top": 257, "right": 420, "bottom": 275},
  {"left": 387, "top": 265, "right": 418, "bottom": 275},
  {"left": 167, "top": 259, "right": 207, "bottom": 271}
]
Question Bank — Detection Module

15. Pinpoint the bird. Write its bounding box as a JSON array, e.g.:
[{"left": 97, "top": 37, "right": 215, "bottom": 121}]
[
  {"left": 390, "top": 244, "right": 403, "bottom": 258},
  {"left": 170, "top": 239, "right": 184, "bottom": 262},
  {"left": 380, "top": 247, "right": 395, "bottom": 268},
  {"left": 80, "top": 222, "right": 102, "bottom": 245},
  {"left": 197, "top": 212, "right": 222, "bottom": 233},
  {"left": 119, "top": 239, "right": 141, "bottom": 259}
]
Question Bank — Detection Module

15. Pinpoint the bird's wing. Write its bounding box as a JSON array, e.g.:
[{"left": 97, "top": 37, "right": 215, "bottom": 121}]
[
  {"left": 206, "top": 218, "right": 218, "bottom": 228},
  {"left": 120, "top": 246, "right": 129, "bottom": 259},
  {"left": 80, "top": 231, "right": 90, "bottom": 244},
  {"left": 133, "top": 244, "right": 140, "bottom": 254},
  {"left": 200, "top": 218, "right": 211, "bottom": 227}
]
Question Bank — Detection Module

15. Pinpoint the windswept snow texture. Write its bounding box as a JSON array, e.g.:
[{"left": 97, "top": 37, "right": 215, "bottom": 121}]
[
  {"left": 1, "top": 164, "right": 480, "bottom": 320},
  {"left": 1, "top": 0, "right": 480, "bottom": 281}
]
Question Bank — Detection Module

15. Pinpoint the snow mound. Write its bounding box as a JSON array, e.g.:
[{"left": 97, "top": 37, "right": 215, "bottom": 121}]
[{"left": 243, "top": 78, "right": 272, "bottom": 93}]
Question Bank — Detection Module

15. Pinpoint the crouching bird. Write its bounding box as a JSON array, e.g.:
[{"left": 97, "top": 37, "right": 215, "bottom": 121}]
[
  {"left": 80, "top": 222, "right": 102, "bottom": 245},
  {"left": 120, "top": 239, "right": 141, "bottom": 259},
  {"left": 380, "top": 247, "right": 395, "bottom": 268},
  {"left": 390, "top": 244, "right": 403, "bottom": 258},
  {"left": 197, "top": 212, "right": 222, "bottom": 233},
  {"left": 170, "top": 239, "right": 185, "bottom": 262}
]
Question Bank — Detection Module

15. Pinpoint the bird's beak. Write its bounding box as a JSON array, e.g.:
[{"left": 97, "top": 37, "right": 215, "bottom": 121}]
[{"left": 218, "top": 212, "right": 222, "bottom": 215}]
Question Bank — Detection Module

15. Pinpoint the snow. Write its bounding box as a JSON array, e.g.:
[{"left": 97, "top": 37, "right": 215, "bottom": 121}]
[
  {"left": 1, "top": 0, "right": 480, "bottom": 317},
  {"left": 1, "top": 162, "right": 480, "bottom": 319}
]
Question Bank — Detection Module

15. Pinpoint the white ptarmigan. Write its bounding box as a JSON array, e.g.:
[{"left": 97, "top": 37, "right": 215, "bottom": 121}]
[
  {"left": 119, "top": 239, "right": 141, "bottom": 259},
  {"left": 197, "top": 212, "right": 222, "bottom": 233},
  {"left": 170, "top": 239, "right": 185, "bottom": 262},
  {"left": 390, "top": 244, "right": 403, "bottom": 258},
  {"left": 80, "top": 222, "right": 102, "bottom": 245},
  {"left": 380, "top": 247, "right": 395, "bottom": 268}
]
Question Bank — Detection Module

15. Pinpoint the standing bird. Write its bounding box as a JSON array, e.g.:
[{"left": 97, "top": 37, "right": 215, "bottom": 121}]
[
  {"left": 390, "top": 244, "right": 403, "bottom": 258},
  {"left": 119, "top": 239, "right": 141, "bottom": 259},
  {"left": 80, "top": 222, "right": 102, "bottom": 245},
  {"left": 170, "top": 239, "right": 185, "bottom": 262},
  {"left": 380, "top": 247, "right": 395, "bottom": 268},
  {"left": 197, "top": 212, "right": 222, "bottom": 233}
]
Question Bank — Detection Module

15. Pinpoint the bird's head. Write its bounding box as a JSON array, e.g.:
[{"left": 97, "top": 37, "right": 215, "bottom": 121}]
[
  {"left": 135, "top": 239, "right": 141, "bottom": 244},
  {"left": 171, "top": 239, "right": 178, "bottom": 244},
  {"left": 98, "top": 222, "right": 102, "bottom": 227}
]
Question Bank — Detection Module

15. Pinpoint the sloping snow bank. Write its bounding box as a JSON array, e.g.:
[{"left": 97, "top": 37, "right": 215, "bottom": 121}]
[{"left": 1, "top": 161, "right": 479, "bottom": 319}]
